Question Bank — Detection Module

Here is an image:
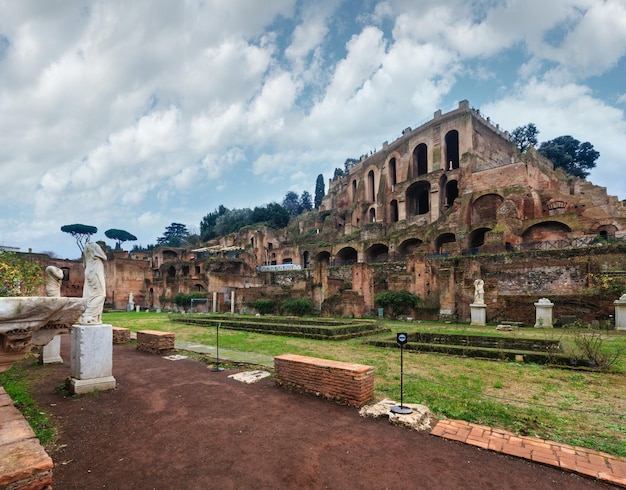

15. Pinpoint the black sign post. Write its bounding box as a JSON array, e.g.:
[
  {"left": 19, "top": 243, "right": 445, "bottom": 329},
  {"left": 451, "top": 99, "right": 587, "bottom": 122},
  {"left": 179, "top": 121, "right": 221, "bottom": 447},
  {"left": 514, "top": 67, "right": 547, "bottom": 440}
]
[
  {"left": 391, "top": 333, "right": 413, "bottom": 414},
  {"left": 211, "top": 322, "right": 224, "bottom": 372}
]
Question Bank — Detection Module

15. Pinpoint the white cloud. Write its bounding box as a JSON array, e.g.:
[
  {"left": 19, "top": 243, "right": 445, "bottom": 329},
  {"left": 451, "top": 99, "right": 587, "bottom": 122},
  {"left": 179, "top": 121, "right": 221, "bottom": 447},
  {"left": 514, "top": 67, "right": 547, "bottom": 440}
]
[{"left": 483, "top": 78, "right": 626, "bottom": 199}]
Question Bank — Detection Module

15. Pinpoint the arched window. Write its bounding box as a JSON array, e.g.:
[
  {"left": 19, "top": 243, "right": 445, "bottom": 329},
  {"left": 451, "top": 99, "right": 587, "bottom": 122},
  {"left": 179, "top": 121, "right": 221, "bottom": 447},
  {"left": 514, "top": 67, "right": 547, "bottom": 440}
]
[
  {"left": 406, "top": 182, "right": 431, "bottom": 216},
  {"left": 414, "top": 143, "right": 428, "bottom": 176},
  {"left": 445, "top": 130, "right": 459, "bottom": 170},
  {"left": 352, "top": 179, "right": 358, "bottom": 202},
  {"left": 390, "top": 200, "right": 399, "bottom": 222},
  {"left": 446, "top": 180, "right": 459, "bottom": 207},
  {"left": 389, "top": 158, "right": 397, "bottom": 186},
  {"left": 369, "top": 208, "right": 376, "bottom": 222}
]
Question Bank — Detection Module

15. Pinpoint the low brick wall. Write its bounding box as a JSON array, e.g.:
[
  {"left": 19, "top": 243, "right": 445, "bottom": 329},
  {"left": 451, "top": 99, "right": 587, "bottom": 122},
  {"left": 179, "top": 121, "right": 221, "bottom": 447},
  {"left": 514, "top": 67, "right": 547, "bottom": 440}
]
[
  {"left": 112, "top": 327, "right": 131, "bottom": 344},
  {"left": 0, "top": 387, "right": 53, "bottom": 489},
  {"left": 274, "top": 354, "right": 374, "bottom": 407},
  {"left": 137, "top": 330, "right": 175, "bottom": 354}
]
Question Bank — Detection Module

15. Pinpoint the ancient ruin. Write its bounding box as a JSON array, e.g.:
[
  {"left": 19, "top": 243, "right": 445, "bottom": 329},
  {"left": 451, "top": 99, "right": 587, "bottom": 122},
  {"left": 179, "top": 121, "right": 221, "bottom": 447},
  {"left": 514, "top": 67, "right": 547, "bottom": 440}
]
[{"left": 23, "top": 100, "right": 626, "bottom": 324}]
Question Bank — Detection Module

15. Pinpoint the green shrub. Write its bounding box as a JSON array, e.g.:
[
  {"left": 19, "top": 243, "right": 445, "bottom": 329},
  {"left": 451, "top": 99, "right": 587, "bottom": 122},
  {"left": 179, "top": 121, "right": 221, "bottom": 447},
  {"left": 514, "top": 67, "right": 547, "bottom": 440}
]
[
  {"left": 374, "top": 290, "right": 420, "bottom": 318},
  {"left": 173, "top": 292, "right": 208, "bottom": 308},
  {"left": 282, "top": 297, "right": 313, "bottom": 316},
  {"left": 247, "top": 299, "right": 275, "bottom": 315}
]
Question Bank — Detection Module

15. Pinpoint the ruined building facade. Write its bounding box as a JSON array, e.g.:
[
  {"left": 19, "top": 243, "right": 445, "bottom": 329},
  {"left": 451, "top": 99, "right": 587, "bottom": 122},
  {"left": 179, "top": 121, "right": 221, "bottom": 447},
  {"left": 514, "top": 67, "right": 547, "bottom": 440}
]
[{"left": 28, "top": 101, "right": 626, "bottom": 324}]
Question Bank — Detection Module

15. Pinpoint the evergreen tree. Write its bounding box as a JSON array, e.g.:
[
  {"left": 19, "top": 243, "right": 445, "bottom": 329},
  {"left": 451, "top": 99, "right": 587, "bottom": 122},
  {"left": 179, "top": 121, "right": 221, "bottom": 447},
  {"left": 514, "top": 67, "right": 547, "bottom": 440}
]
[
  {"left": 299, "top": 191, "right": 313, "bottom": 213},
  {"left": 156, "top": 223, "right": 190, "bottom": 247},
  {"left": 510, "top": 123, "right": 539, "bottom": 153},
  {"left": 314, "top": 174, "right": 325, "bottom": 208},
  {"left": 539, "top": 135, "right": 599, "bottom": 178},
  {"left": 282, "top": 191, "right": 301, "bottom": 216}
]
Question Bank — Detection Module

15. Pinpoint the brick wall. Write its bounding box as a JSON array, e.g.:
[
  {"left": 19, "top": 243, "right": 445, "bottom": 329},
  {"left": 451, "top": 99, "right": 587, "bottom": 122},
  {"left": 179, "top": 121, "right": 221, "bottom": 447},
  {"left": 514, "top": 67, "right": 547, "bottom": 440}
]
[{"left": 274, "top": 354, "right": 374, "bottom": 407}]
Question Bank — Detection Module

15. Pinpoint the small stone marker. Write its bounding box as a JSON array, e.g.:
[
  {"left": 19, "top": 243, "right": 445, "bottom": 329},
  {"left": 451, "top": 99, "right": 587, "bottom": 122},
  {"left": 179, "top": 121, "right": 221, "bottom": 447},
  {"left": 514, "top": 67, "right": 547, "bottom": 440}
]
[{"left": 228, "top": 370, "right": 271, "bottom": 383}]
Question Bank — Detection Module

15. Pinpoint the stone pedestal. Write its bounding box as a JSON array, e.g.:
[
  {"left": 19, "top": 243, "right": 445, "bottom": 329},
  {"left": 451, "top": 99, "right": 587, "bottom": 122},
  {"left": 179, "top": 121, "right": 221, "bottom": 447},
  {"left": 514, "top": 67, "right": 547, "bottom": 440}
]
[
  {"left": 41, "top": 335, "right": 63, "bottom": 364},
  {"left": 470, "top": 303, "right": 487, "bottom": 326},
  {"left": 70, "top": 324, "right": 116, "bottom": 394},
  {"left": 534, "top": 298, "right": 554, "bottom": 328},
  {"left": 615, "top": 294, "right": 626, "bottom": 331}
]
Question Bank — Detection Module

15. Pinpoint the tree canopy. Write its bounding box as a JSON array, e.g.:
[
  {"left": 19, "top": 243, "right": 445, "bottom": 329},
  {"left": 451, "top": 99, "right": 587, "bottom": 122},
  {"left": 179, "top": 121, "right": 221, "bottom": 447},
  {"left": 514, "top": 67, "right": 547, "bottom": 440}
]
[
  {"left": 60, "top": 224, "right": 98, "bottom": 252},
  {"left": 538, "top": 135, "right": 599, "bottom": 179},
  {"left": 510, "top": 123, "right": 539, "bottom": 153},
  {"left": 104, "top": 229, "right": 137, "bottom": 249},
  {"left": 156, "top": 223, "right": 190, "bottom": 247},
  {"left": 0, "top": 249, "right": 44, "bottom": 296}
]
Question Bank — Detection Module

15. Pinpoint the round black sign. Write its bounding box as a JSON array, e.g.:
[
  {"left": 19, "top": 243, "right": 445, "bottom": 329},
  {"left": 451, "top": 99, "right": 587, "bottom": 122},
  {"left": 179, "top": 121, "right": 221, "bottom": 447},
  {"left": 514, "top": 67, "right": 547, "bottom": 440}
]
[{"left": 397, "top": 333, "right": 408, "bottom": 345}]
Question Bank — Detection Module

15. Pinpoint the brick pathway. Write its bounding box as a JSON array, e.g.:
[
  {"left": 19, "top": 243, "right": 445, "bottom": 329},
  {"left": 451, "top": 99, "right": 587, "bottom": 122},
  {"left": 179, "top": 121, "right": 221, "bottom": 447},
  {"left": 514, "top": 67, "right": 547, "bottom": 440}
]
[{"left": 431, "top": 419, "right": 626, "bottom": 488}]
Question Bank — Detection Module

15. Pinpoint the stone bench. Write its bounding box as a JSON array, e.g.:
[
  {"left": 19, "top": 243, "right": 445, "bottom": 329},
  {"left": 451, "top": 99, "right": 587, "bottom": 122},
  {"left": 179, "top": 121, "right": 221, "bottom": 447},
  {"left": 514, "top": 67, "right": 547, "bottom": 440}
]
[
  {"left": 112, "top": 327, "right": 131, "bottom": 344},
  {"left": 274, "top": 354, "right": 374, "bottom": 407},
  {"left": 0, "top": 387, "right": 53, "bottom": 489},
  {"left": 136, "top": 330, "right": 175, "bottom": 354}
]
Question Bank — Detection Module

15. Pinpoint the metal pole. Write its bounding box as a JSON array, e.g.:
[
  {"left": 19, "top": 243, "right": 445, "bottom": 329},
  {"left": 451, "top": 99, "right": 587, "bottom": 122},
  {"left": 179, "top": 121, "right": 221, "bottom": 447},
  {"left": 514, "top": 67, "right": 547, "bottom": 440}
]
[{"left": 211, "top": 322, "right": 224, "bottom": 372}]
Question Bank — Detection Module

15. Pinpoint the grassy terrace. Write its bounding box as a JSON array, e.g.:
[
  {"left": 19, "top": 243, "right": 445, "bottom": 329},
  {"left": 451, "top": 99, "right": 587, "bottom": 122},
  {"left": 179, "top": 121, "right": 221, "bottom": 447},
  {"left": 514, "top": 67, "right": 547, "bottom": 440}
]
[
  {"left": 169, "top": 313, "right": 387, "bottom": 339},
  {"left": 2, "top": 312, "right": 624, "bottom": 457},
  {"left": 100, "top": 312, "right": 626, "bottom": 457}
]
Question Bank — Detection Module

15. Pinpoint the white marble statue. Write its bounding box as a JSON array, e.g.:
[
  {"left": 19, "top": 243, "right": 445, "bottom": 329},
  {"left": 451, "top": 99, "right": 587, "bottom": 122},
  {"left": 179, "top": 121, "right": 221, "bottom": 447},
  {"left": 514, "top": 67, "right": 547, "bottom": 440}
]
[
  {"left": 128, "top": 292, "right": 134, "bottom": 310},
  {"left": 473, "top": 279, "right": 485, "bottom": 304},
  {"left": 45, "top": 266, "right": 63, "bottom": 297},
  {"left": 80, "top": 242, "right": 107, "bottom": 324}
]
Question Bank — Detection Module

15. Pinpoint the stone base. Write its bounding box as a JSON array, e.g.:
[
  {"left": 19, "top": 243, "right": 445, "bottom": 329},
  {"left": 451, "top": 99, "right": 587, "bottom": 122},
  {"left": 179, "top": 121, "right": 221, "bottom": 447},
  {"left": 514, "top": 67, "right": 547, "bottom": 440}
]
[
  {"left": 70, "top": 376, "right": 117, "bottom": 395},
  {"left": 71, "top": 324, "right": 113, "bottom": 379},
  {"left": 41, "top": 335, "right": 63, "bottom": 364},
  {"left": 470, "top": 303, "right": 487, "bottom": 326},
  {"left": 112, "top": 326, "right": 131, "bottom": 344}
]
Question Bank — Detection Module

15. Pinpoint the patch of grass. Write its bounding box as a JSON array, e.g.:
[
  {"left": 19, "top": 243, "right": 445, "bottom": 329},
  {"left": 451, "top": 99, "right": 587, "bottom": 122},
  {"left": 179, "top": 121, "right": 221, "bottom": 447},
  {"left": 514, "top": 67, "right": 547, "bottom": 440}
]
[
  {"left": 99, "top": 312, "right": 626, "bottom": 456},
  {"left": 0, "top": 359, "right": 56, "bottom": 445}
]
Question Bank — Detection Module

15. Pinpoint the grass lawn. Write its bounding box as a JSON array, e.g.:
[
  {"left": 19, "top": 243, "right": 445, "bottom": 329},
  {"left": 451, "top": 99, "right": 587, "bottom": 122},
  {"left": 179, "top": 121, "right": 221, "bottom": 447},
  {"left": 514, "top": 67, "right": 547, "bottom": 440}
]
[{"left": 104, "top": 312, "right": 626, "bottom": 457}]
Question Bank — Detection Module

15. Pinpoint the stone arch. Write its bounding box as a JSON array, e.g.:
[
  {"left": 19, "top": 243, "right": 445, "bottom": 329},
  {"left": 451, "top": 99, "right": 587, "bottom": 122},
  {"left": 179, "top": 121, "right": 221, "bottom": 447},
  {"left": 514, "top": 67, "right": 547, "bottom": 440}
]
[
  {"left": 445, "top": 130, "right": 459, "bottom": 170},
  {"left": 302, "top": 250, "right": 311, "bottom": 268},
  {"left": 369, "top": 207, "right": 376, "bottom": 222},
  {"left": 406, "top": 181, "right": 430, "bottom": 216},
  {"left": 390, "top": 200, "right": 399, "bottom": 222},
  {"left": 595, "top": 224, "right": 618, "bottom": 239},
  {"left": 468, "top": 227, "right": 492, "bottom": 250},
  {"left": 472, "top": 193, "right": 504, "bottom": 224},
  {"left": 521, "top": 221, "right": 572, "bottom": 243},
  {"left": 398, "top": 238, "right": 423, "bottom": 255},
  {"left": 336, "top": 246, "right": 358, "bottom": 265},
  {"left": 167, "top": 266, "right": 176, "bottom": 278},
  {"left": 365, "top": 243, "right": 389, "bottom": 263},
  {"left": 194, "top": 283, "right": 205, "bottom": 291},
  {"left": 351, "top": 179, "right": 358, "bottom": 202},
  {"left": 163, "top": 250, "right": 178, "bottom": 260},
  {"left": 435, "top": 233, "right": 456, "bottom": 254},
  {"left": 315, "top": 251, "right": 331, "bottom": 263}
]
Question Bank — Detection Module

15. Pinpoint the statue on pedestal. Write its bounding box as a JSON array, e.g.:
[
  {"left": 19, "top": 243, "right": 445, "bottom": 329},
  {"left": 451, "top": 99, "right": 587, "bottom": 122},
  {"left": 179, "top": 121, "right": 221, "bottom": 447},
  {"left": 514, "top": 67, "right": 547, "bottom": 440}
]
[
  {"left": 79, "top": 242, "right": 107, "bottom": 325},
  {"left": 45, "top": 266, "right": 63, "bottom": 298},
  {"left": 473, "top": 279, "right": 485, "bottom": 305}
]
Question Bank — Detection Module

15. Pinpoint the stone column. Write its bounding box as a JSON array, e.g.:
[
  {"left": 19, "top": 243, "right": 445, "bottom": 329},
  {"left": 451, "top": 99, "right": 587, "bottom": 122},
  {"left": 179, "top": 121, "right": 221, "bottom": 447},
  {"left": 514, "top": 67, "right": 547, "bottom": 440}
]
[
  {"left": 70, "top": 324, "right": 116, "bottom": 394},
  {"left": 614, "top": 294, "right": 626, "bottom": 330},
  {"left": 231, "top": 290, "right": 235, "bottom": 314},
  {"left": 534, "top": 298, "right": 554, "bottom": 328},
  {"left": 212, "top": 291, "right": 218, "bottom": 313}
]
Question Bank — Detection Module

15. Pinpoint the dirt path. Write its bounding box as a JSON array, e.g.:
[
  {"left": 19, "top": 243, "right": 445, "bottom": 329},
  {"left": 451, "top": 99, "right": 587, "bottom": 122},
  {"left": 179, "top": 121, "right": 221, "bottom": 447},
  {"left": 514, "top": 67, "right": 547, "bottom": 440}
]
[{"left": 24, "top": 335, "right": 614, "bottom": 489}]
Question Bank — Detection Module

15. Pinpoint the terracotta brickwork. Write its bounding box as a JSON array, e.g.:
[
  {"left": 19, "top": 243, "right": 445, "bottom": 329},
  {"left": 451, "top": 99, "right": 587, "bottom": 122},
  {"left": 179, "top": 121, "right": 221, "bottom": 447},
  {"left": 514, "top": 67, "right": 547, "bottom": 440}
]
[
  {"left": 0, "top": 388, "right": 53, "bottom": 490},
  {"left": 112, "top": 327, "right": 131, "bottom": 344},
  {"left": 274, "top": 354, "right": 374, "bottom": 407},
  {"left": 137, "top": 330, "right": 175, "bottom": 354}
]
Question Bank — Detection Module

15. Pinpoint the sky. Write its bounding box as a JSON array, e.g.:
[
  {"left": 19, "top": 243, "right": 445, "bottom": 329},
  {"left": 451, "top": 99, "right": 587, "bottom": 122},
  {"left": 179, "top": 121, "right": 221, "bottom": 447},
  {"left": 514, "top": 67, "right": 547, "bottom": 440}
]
[{"left": 1, "top": 0, "right": 625, "bottom": 260}]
